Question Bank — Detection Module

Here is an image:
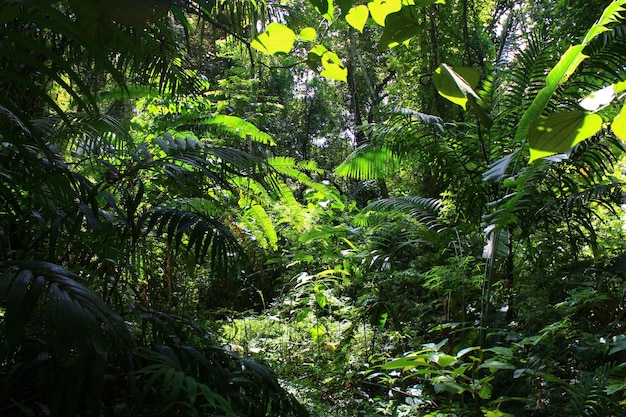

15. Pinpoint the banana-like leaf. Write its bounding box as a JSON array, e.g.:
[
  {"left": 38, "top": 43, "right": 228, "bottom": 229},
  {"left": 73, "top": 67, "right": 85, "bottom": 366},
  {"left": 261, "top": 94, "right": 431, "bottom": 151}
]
[
  {"left": 432, "top": 64, "right": 481, "bottom": 110},
  {"left": 516, "top": 0, "right": 626, "bottom": 161},
  {"left": 528, "top": 111, "right": 603, "bottom": 162}
]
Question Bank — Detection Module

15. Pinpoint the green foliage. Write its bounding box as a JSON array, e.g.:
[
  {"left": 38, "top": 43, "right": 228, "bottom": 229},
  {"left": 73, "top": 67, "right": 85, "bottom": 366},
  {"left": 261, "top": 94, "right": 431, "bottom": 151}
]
[{"left": 2, "top": 0, "right": 626, "bottom": 416}]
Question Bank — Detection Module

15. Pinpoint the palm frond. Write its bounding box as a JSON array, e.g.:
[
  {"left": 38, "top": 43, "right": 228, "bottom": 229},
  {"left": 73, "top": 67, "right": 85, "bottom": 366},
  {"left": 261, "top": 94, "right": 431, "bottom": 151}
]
[
  {"left": 362, "top": 196, "right": 446, "bottom": 231},
  {"left": 0, "top": 260, "right": 131, "bottom": 416},
  {"left": 335, "top": 144, "right": 398, "bottom": 180},
  {"left": 173, "top": 114, "right": 276, "bottom": 146},
  {"left": 141, "top": 208, "right": 242, "bottom": 271},
  {"left": 136, "top": 309, "right": 310, "bottom": 417}
]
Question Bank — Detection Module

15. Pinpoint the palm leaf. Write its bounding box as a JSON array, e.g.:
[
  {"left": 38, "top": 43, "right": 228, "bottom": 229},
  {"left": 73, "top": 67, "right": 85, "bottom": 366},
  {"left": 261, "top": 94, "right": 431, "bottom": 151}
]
[
  {"left": 141, "top": 208, "right": 243, "bottom": 271},
  {"left": 0, "top": 260, "right": 131, "bottom": 416},
  {"left": 362, "top": 196, "right": 446, "bottom": 231},
  {"left": 335, "top": 144, "right": 398, "bottom": 180}
]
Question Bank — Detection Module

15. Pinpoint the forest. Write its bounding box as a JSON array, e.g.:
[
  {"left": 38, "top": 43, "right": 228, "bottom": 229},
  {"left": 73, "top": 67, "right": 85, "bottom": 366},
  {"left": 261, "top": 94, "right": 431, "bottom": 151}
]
[{"left": 1, "top": 0, "right": 626, "bottom": 416}]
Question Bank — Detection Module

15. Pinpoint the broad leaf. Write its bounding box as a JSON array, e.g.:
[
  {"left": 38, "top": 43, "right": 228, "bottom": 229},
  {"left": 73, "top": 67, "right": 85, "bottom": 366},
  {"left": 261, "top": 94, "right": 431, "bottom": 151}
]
[
  {"left": 336, "top": 0, "right": 354, "bottom": 15},
  {"left": 311, "top": 0, "right": 335, "bottom": 20},
  {"left": 379, "top": 7, "right": 421, "bottom": 50},
  {"left": 251, "top": 23, "right": 296, "bottom": 55},
  {"left": 432, "top": 64, "right": 480, "bottom": 110},
  {"left": 512, "top": 0, "right": 626, "bottom": 163},
  {"left": 612, "top": 104, "right": 626, "bottom": 140},
  {"left": 299, "top": 27, "right": 317, "bottom": 42},
  {"left": 320, "top": 50, "right": 348, "bottom": 82},
  {"left": 346, "top": 5, "right": 369, "bottom": 32},
  {"left": 528, "top": 111, "right": 603, "bottom": 162},
  {"left": 579, "top": 84, "right": 616, "bottom": 111},
  {"left": 308, "top": 44, "right": 347, "bottom": 81},
  {"left": 310, "top": 323, "right": 327, "bottom": 342},
  {"left": 315, "top": 292, "right": 327, "bottom": 309},
  {"left": 368, "top": 0, "right": 401, "bottom": 27}
]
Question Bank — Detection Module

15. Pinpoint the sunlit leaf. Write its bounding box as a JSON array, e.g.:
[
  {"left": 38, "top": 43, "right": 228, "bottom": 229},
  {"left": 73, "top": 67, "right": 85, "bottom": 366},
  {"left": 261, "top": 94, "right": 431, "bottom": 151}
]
[
  {"left": 310, "top": 323, "right": 327, "bottom": 342},
  {"left": 315, "top": 292, "right": 327, "bottom": 309},
  {"left": 612, "top": 104, "right": 626, "bottom": 140},
  {"left": 346, "top": 5, "right": 369, "bottom": 32},
  {"left": 432, "top": 64, "right": 480, "bottom": 109},
  {"left": 483, "top": 409, "right": 515, "bottom": 417},
  {"left": 436, "top": 354, "right": 457, "bottom": 367},
  {"left": 478, "top": 360, "right": 516, "bottom": 372},
  {"left": 320, "top": 51, "right": 348, "bottom": 82},
  {"left": 299, "top": 27, "right": 317, "bottom": 42},
  {"left": 528, "top": 111, "right": 603, "bottom": 162},
  {"left": 456, "top": 346, "right": 481, "bottom": 358},
  {"left": 514, "top": 2, "right": 625, "bottom": 157},
  {"left": 251, "top": 23, "right": 296, "bottom": 55},
  {"left": 307, "top": 44, "right": 327, "bottom": 74},
  {"left": 382, "top": 356, "right": 429, "bottom": 370},
  {"left": 546, "top": 45, "right": 588, "bottom": 87},
  {"left": 579, "top": 84, "right": 616, "bottom": 111},
  {"left": 368, "top": 0, "right": 401, "bottom": 26},
  {"left": 335, "top": 145, "right": 398, "bottom": 179},
  {"left": 615, "top": 80, "right": 626, "bottom": 94}
]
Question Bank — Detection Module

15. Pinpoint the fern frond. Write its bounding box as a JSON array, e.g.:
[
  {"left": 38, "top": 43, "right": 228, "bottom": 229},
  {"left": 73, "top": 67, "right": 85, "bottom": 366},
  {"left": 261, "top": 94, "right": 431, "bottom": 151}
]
[{"left": 241, "top": 202, "right": 278, "bottom": 250}]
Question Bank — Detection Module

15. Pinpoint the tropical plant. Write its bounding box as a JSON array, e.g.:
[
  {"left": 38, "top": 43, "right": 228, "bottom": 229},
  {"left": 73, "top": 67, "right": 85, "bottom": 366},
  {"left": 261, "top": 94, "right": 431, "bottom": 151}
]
[{"left": 0, "top": 1, "right": 316, "bottom": 415}]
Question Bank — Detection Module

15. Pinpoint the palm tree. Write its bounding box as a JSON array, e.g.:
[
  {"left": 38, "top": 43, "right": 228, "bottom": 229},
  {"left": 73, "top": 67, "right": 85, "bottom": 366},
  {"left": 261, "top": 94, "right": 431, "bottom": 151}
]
[{"left": 0, "top": 1, "right": 309, "bottom": 415}]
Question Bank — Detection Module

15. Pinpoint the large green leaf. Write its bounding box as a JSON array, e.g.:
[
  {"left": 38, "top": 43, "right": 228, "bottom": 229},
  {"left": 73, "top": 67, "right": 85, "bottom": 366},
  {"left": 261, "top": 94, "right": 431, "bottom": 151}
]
[
  {"left": 320, "top": 50, "right": 347, "bottom": 82},
  {"left": 432, "top": 64, "right": 480, "bottom": 110},
  {"left": 299, "top": 27, "right": 317, "bottom": 42},
  {"left": 512, "top": 0, "right": 626, "bottom": 162},
  {"left": 251, "top": 23, "right": 297, "bottom": 55},
  {"left": 346, "top": 5, "right": 369, "bottom": 32},
  {"left": 308, "top": 45, "right": 347, "bottom": 82},
  {"left": 378, "top": 6, "right": 422, "bottom": 50},
  {"left": 613, "top": 104, "right": 626, "bottom": 140},
  {"left": 368, "top": 0, "right": 401, "bottom": 27},
  {"left": 528, "top": 111, "right": 603, "bottom": 162}
]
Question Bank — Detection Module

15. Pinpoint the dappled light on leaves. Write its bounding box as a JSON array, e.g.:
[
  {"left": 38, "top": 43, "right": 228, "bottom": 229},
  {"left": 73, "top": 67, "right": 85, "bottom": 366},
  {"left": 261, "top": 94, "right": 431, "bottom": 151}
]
[
  {"left": 251, "top": 22, "right": 297, "bottom": 55},
  {"left": 528, "top": 111, "right": 603, "bottom": 162}
]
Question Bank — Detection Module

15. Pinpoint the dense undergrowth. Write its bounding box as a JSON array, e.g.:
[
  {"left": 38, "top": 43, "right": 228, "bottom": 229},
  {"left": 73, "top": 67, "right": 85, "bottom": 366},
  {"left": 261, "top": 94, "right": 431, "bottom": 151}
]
[{"left": 2, "top": 1, "right": 626, "bottom": 416}]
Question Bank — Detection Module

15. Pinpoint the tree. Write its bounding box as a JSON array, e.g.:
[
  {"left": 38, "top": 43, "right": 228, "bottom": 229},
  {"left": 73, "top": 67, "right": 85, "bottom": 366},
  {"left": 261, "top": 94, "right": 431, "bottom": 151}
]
[{"left": 0, "top": 1, "right": 311, "bottom": 415}]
